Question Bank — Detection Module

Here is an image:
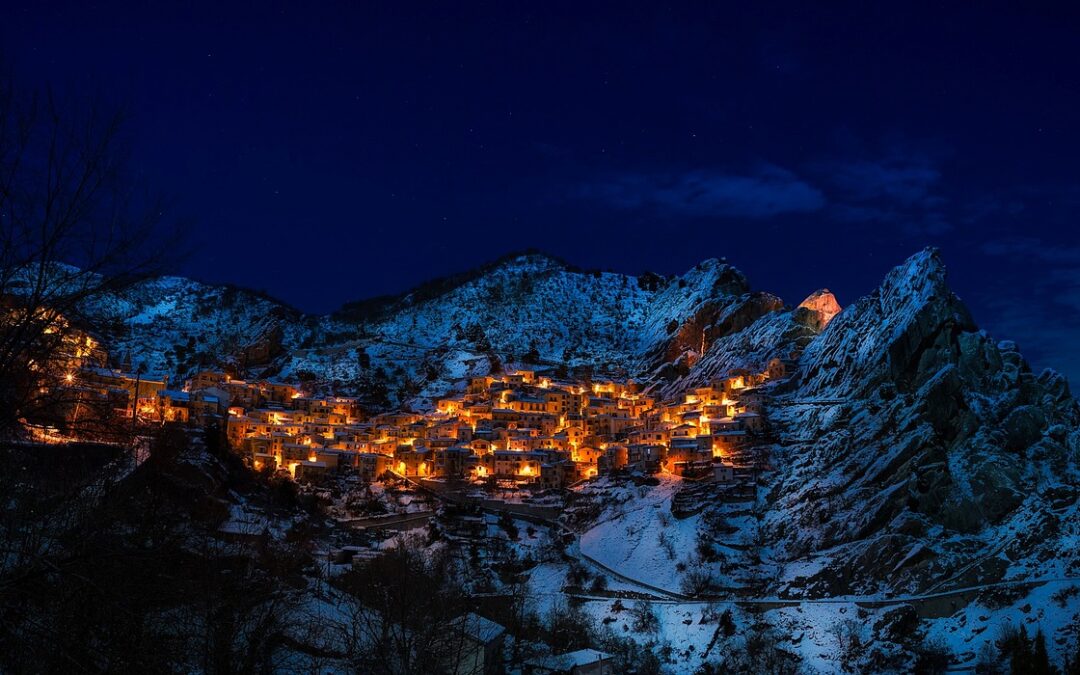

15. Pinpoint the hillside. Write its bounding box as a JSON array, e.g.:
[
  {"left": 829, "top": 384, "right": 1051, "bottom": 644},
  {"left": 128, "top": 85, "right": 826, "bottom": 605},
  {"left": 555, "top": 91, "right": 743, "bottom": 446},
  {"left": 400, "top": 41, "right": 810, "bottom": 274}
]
[
  {"left": 562, "top": 249, "right": 1080, "bottom": 670},
  {"left": 17, "top": 248, "right": 1080, "bottom": 670},
  {"left": 766, "top": 249, "right": 1079, "bottom": 594},
  {"left": 76, "top": 252, "right": 801, "bottom": 407}
]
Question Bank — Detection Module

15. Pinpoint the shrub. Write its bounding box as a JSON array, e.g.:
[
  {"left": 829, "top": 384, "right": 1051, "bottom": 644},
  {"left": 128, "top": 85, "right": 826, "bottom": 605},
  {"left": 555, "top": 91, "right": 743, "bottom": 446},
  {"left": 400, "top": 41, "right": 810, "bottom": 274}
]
[
  {"left": 912, "top": 635, "right": 952, "bottom": 674},
  {"left": 545, "top": 603, "right": 595, "bottom": 651},
  {"left": 830, "top": 618, "right": 865, "bottom": 668},
  {"left": 719, "top": 609, "right": 737, "bottom": 637},
  {"left": 725, "top": 621, "right": 801, "bottom": 674},
  {"left": 680, "top": 567, "right": 715, "bottom": 596},
  {"left": 630, "top": 601, "right": 659, "bottom": 633}
]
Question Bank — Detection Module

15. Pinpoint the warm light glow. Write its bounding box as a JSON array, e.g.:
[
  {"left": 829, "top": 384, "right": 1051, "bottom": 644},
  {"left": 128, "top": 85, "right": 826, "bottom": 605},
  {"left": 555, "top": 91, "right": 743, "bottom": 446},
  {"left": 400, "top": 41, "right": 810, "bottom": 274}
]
[
  {"left": 65, "top": 372, "right": 74, "bottom": 383},
  {"left": 519, "top": 464, "right": 533, "bottom": 477}
]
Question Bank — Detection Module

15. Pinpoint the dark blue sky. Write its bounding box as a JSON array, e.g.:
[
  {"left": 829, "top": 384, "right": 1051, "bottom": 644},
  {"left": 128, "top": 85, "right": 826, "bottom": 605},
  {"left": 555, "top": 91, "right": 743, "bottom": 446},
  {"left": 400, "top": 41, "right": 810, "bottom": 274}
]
[{"left": 4, "top": 1, "right": 1080, "bottom": 382}]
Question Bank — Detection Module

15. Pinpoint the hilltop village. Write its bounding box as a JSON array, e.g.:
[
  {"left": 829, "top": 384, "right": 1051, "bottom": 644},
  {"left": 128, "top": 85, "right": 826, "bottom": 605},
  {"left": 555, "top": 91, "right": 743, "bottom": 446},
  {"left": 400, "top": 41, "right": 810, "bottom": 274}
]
[
  {"left": 41, "top": 313, "right": 784, "bottom": 489},
  {"left": 212, "top": 363, "right": 783, "bottom": 489},
  {"left": 28, "top": 303, "right": 782, "bottom": 494}
]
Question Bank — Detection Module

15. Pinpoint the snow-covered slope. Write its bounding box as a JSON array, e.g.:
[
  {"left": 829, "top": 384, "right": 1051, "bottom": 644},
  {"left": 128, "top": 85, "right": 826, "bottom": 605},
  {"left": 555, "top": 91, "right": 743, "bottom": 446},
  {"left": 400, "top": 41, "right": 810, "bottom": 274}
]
[
  {"left": 73, "top": 252, "right": 791, "bottom": 406},
  {"left": 77, "top": 275, "right": 312, "bottom": 378},
  {"left": 763, "top": 248, "right": 1080, "bottom": 596},
  {"left": 35, "top": 247, "right": 1080, "bottom": 669}
]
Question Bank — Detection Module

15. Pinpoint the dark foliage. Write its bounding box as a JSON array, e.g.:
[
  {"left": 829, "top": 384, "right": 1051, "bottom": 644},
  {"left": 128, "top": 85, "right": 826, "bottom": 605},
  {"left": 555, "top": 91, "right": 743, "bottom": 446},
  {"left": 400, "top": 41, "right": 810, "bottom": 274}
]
[
  {"left": 992, "top": 624, "right": 1057, "bottom": 675},
  {"left": 912, "top": 635, "right": 953, "bottom": 674},
  {"left": 0, "top": 430, "right": 308, "bottom": 673}
]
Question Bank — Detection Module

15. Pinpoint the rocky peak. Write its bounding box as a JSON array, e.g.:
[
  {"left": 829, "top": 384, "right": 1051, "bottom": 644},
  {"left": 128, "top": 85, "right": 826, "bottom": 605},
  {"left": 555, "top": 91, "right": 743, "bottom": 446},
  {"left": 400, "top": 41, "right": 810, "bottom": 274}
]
[
  {"left": 878, "top": 247, "right": 953, "bottom": 312},
  {"left": 796, "top": 289, "right": 842, "bottom": 331},
  {"left": 766, "top": 248, "right": 1080, "bottom": 598},
  {"left": 686, "top": 258, "right": 750, "bottom": 296},
  {"left": 797, "top": 249, "right": 975, "bottom": 398}
]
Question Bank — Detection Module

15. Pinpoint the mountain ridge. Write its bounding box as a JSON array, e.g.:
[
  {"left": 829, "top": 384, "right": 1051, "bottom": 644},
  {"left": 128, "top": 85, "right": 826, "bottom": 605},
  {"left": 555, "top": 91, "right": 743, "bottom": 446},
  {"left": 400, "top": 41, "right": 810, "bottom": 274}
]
[{"left": 14, "top": 247, "right": 1080, "bottom": 669}]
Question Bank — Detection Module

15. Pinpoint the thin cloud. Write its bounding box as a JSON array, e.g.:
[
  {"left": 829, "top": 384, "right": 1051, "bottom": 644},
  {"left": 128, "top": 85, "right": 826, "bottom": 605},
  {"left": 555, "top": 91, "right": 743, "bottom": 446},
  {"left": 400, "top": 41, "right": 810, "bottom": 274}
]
[
  {"left": 981, "top": 236, "right": 1080, "bottom": 265},
  {"left": 979, "top": 235, "right": 1080, "bottom": 385},
  {"left": 814, "top": 150, "right": 953, "bottom": 235},
  {"left": 580, "top": 165, "right": 825, "bottom": 219},
  {"left": 826, "top": 158, "right": 942, "bottom": 207}
]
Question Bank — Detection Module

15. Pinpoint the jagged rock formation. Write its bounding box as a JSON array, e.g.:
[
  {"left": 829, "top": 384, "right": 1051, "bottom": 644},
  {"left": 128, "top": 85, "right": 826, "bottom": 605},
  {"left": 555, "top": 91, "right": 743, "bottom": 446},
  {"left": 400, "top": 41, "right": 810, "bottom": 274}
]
[
  {"left": 764, "top": 249, "right": 1080, "bottom": 596},
  {"left": 797, "top": 289, "right": 841, "bottom": 331}
]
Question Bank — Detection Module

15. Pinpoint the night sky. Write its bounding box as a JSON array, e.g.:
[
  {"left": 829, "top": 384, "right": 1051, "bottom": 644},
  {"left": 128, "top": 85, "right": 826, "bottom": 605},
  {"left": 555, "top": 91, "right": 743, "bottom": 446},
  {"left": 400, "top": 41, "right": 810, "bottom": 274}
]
[{"left": 4, "top": 2, "right": 1079, "bottom": 382}]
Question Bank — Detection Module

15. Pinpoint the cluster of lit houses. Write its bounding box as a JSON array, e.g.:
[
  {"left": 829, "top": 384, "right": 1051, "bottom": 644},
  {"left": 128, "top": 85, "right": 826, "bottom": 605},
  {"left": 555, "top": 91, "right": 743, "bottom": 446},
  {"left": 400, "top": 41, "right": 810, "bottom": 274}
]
[
  {"left": 42, "top": 313, "right": 782, "bottom": 489},
  {"left": 222, "top": 362, "right": 784, "bottom": 488}
]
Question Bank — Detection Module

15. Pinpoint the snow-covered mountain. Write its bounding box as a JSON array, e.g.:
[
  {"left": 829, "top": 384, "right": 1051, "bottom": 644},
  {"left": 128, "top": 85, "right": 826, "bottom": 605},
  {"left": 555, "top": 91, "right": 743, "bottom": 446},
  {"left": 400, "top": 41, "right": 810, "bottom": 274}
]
[
  {"left": 765, "top": 248, "right": 1079, "bottom": 595},
  {"left": 76, "top": 250, "right": 1080, "bottom": 594},
  {"left": 81, "top": 252, "right": 804, "bottom": 405},
  {"left": 79, "top": 274, "right": 312, "bottom": 379},
  {"left": 48, "top": 248, "right": 1080, "bottom": 668},
  {"left": 563, "top": 249, "right": 1079, "bottom": 670}
]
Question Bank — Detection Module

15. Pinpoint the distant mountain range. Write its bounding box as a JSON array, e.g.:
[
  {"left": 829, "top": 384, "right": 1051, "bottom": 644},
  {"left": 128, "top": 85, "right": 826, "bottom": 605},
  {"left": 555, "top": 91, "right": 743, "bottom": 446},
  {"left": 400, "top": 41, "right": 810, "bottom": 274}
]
[{"left": 76, "top": 251, "right": 833, "bottom": 406}]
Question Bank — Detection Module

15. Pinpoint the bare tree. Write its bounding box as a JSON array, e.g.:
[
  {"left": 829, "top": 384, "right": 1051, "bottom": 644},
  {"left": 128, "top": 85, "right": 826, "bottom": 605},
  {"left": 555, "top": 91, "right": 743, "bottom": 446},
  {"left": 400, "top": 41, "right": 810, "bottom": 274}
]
[
  {"left": 339, "top": 538, "right": 475, "bottom": 674},
  {"left": 0, "top": 69, "right": 180, "bottom": 437}
]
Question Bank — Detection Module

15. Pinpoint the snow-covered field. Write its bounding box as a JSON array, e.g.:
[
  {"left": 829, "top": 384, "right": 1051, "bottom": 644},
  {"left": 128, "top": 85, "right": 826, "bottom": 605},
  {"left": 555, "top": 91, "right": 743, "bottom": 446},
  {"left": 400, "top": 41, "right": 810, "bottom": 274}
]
[{"left": 578, "top": 477, "right": 694, "bottom": 596}]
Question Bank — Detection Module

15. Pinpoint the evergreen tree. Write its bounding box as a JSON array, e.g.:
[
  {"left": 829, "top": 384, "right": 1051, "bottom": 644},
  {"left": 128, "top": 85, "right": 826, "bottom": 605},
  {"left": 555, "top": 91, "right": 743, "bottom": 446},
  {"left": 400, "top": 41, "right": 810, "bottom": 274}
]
[
  {"left": 995, "top": 624, "right": 1034, "bottom": 675},
  {"left": 1069, "top": 633, "right": 1080, "bottom": 675},
  {"left": 1008, "top": 626, "right": 1033, "bottom": 675},
  {"left": 1031, "top": 628, "right": 1053, "bottom": 675}
]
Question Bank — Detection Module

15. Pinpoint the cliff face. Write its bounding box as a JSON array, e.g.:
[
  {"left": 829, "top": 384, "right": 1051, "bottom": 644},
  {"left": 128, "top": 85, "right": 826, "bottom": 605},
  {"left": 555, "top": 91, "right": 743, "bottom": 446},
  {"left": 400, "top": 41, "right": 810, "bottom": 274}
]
[
  {"left": 763, "top": 249, "right": 1080, "bottom": 596},
  {"left": 797, "top": 289, "right": 841, "bottom": 331}
]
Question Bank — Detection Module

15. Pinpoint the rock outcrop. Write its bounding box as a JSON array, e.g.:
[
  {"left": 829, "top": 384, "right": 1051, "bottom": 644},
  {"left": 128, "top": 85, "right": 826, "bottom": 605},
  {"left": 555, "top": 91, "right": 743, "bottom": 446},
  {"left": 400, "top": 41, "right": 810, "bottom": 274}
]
[
  {"left": 763, "top": 248, "right": 1080, "bottom": 596},
  {"left": 796, "top": 289, "right": 842, "bottom": 330}
]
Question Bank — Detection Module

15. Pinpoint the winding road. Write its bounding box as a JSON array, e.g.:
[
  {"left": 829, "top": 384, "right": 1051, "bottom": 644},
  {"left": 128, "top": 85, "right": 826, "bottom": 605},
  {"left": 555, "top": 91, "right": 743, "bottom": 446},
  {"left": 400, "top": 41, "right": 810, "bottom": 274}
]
[{"left": 397, "top": 474, "right": 1080, "bottom": 617}]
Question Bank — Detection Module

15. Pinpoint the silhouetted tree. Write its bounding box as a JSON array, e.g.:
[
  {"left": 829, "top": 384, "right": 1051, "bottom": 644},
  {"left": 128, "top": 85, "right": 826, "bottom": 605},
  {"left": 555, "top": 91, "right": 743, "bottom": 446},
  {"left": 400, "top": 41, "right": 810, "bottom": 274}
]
[{"left": 0, "top": 70, "right": 179, "bottom": 437}]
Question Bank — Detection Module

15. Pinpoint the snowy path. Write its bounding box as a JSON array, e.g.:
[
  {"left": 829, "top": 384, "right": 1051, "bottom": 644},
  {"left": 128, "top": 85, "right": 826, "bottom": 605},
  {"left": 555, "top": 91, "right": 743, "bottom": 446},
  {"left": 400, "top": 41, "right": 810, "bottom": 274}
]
[
  {"left": 404, "top": 475, "right": 1080, "bottom": 615},
  {"left": 577, "top": 478, "right": 696, "bottom": 597},
  {"left": 575, "top": 543, "right": 689, "bottom": 600},
  {"left": 562, "top": 576, "right": 1080, "bottom": 611}
]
